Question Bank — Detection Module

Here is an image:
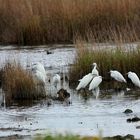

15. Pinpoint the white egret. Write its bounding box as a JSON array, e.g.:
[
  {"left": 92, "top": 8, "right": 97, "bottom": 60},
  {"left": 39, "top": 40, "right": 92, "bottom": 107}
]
[
  {"left": 76, "top": 73, "right": 94, "bottom": 90},
  {"left": 33, "top": 70, "right": 46, "bottom": 86},
  {"left": 32, "top": 62, "right": 46, "bottom": 78},
  {"left": 92, "top": 87, "right": 100, "bottom": 99},
  {"left": 92, "top": 63, "right": 99, "bottom": 76},
  {"left": 33, "top": 69, "right": 47, "bottom": 95},
  {"left": 89, "top": 76, "right": 102, "bottom": 91},
  {"left": 76, "top": 62, "right": 99, "bottom": 91},
  {"left": 52, "top": 74, "right": 61, "bottom": 89},
  {"left": 110, "top": 70, "right": 126, "bottom": 83},
  {"left": 127, "top": 71, "right": 140, "bottom": 88},
  {"left": 0, "top": 89, "right": 4, "bottom": 107}
]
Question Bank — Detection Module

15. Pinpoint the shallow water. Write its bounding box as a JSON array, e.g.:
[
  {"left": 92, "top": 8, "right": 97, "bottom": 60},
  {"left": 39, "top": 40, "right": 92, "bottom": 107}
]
[{"left": 0, "top": 45, "right": 140, "bottom": 139}]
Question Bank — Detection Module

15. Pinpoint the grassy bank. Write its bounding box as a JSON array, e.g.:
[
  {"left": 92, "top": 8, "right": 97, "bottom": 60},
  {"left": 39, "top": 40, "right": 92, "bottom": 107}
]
[
  {"left": 69, "top": 40, "right": 140, "bottom": 88},
  {"left": 0, "top": 0, "right": 140, "bottom": 45},
  {"left": 0, "top": 62, "right": 46, "bottom": 105},
  {"left": 34, "top": 134, "right": 135, "bottom": 140}
]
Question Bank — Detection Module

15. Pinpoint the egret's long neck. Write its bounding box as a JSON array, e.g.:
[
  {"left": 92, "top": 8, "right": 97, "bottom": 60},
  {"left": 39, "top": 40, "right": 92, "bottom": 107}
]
[{"left": 93, "top": 65, "right": 97, "bottom": 70}]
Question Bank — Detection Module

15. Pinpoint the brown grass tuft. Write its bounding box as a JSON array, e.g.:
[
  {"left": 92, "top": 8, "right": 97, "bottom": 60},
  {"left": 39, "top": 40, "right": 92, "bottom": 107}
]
[{"left": 0, "top": 62, "right": 46, "bottom": 105}]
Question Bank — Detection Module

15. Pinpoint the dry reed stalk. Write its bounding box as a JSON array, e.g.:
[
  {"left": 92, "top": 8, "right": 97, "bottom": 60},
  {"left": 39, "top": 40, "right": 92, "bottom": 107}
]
[{"left": 0, "top": 0, "right": 140, "bottom": 45}]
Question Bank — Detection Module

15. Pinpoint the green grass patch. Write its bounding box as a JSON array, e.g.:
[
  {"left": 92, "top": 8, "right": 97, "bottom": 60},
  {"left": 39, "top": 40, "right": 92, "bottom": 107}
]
[
  {"left": 34, "top": 134, "right": 135, "bottom": 140},
  {"left": 34, "top": 134, "right": 79, "bottom": 140},
  {"left": 34, "top": 134, "right": 101, "bottom": 140}
]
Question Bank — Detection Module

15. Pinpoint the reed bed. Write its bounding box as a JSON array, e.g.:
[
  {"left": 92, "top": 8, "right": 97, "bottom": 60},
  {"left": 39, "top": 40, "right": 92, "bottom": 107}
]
[
  {"left": 69, "top": 40, "right": 140, "bottom": 88},
  {"left": 0, "top": 0, "right": 140, "bottom": 45},
  {"left": 0, "top": 62, "right": 46, "bottom": 105}
]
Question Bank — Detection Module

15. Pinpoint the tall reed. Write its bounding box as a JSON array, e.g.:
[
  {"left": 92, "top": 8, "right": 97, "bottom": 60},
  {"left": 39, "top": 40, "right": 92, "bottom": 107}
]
[{"left": 0, "top": 0, "right": 140, "bottom": 45}]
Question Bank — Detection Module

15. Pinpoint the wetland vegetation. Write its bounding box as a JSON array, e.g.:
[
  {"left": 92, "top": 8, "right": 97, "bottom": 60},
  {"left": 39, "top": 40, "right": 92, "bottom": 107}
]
[
  {"left": 34, "top": 134, "right": 135, "bottom": 140},
  {"left": 0, "top": 0, "right": 140, "bottom": 45},
  {"left": 69, "top": 40, "right": 140, "bottom": 89},
  {"left": 0, "top": 0, "right": 140, "bottom": 139},
  {"left": 0, "top": 62, "right": 46, "bottom": 105}
]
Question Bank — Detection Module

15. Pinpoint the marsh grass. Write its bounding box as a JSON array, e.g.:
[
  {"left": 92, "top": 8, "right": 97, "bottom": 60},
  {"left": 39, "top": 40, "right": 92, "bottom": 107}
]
[
  {"left": 69, "top": 40, "right": 140, "bottom": 89},
  {"left": 34, "top": 134, "right": 134, "bottom": 140},
  {"left": 0, "top": 62, "right": 46, "bottom": 105},
  {"left": 34, "top": 134, "right": 101, "bottom": 140},
  {"left": 34, "top": 134, "right": 79, "bottom": 140},
  {"left": 0, "top": 0, "right": 140, "bottom": 45}
]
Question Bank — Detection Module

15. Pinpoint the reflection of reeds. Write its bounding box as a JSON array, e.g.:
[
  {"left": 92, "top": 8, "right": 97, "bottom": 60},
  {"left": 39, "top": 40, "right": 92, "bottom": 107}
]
[
  {"left": 69, "top": 40, "right": 140, "bottom": 86},
  {"left": 0, "top": 62, "right": 46, "bottom": 105},
  {"left": 0, "top": 0, "right": 140, "bottom": 45}
]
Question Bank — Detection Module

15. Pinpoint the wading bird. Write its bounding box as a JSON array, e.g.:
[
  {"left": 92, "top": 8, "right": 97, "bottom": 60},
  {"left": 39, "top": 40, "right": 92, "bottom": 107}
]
[
  {"left": 92, "top": 63, "right": 99, "bottom": 76},
  {"left": 33, "top": 69, "right": 46, "bottom": 86},
  {"left": 110, "top": 70, "right": 126, "bottom": 83},
  {"left": 92, "top": 87, "right": 100, "bottom": 99},
  {"left": 76, "top": 62, "right": 99, "bottom": 91},
  {"left": 52, "top": 74, "right": 61, "bottom": 89},
  {"left": 89, "top": 76, "right": 102, "bottom": 91},
  {"left": 76, "top": 73, "right": 94, "bottom": 90},
  {"left": 32, "top": 62, "right": 46, "bottom": 78},
  {"left": 127, "top": 71, "right": 140, "bottom": 88}
]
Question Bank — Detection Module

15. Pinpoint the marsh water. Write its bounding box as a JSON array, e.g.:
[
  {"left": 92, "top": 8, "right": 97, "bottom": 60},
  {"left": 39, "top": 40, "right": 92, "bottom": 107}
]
[{"left": 0, "top": 45, "right": 140, "bottom": 139}]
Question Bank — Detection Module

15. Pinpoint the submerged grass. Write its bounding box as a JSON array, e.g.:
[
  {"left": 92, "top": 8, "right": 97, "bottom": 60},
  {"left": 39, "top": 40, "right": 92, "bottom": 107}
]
[
  {"left": 0, "top": 0, "right": 140, "bottom": 45},
  {"left": 0, "top": 62, "right": 46, "bottom": 105},
  {"left": 69, "top": 40, "right": 140, "bottom": 88}
]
